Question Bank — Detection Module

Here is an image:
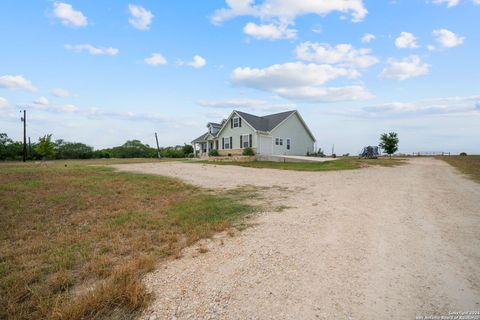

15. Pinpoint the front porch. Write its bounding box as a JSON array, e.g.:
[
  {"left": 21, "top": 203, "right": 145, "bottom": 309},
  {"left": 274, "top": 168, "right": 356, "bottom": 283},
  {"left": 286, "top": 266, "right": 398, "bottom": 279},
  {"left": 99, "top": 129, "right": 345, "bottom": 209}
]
[{"left": 193, "top": 139, "right": 219, "bottom": 158}]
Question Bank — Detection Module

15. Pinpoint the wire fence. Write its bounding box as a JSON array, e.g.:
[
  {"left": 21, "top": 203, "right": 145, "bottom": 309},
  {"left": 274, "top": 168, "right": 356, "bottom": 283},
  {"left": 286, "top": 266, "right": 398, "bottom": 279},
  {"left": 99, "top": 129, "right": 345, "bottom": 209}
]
[{"left": 411, "top": 152, "right": 451, "bottom": 156}]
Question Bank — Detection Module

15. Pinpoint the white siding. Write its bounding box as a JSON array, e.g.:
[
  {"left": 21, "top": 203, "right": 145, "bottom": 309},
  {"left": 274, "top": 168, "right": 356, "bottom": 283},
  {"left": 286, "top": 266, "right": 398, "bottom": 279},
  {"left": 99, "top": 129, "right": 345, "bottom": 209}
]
[
  {"left": 270, "top": 112, "right": 315, "bottom": 155},
  {"left": 217, "top": 113, "right": 256, "bottom": 151}
]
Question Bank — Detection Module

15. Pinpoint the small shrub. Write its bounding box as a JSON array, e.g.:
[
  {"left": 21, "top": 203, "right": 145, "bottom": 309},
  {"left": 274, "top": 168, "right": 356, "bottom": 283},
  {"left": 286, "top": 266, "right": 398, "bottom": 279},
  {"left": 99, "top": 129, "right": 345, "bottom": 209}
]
[
  {"left": 242, "top": 147, "right": 254, "bottom": 156},
  {"left": 208, "top": 149, "right": 219, "bottom": 157},
  {"left": 332, "top": 153, "right": 336, "bottom": 158},
  {"left": 228, "top": 153, "right": 232, "bottom": 157},
  {"left": 460, "top": 152, "right": 467, "bottom": 156}
]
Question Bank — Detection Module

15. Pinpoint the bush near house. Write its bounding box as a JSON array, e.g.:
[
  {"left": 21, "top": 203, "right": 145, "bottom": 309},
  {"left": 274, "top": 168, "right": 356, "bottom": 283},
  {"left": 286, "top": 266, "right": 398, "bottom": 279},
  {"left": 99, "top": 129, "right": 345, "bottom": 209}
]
[
  {"left": 242, "top": 147, "right": 254, "bottom": 156},
  {"left": 209, "top": 149, "right": 219, "bottom": 157}
]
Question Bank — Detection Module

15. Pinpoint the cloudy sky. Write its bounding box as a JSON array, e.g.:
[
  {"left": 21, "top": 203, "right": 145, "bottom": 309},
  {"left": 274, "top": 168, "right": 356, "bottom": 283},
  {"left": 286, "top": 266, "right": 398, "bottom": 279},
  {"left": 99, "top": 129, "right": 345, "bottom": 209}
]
[{"left": 0, "top": 0, "right": 479, "bottom": 154}]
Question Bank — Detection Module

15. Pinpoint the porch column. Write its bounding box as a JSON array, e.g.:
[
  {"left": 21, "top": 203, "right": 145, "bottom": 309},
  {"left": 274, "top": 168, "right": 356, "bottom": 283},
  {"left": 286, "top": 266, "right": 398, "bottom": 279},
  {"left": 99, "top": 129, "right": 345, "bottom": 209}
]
[{"left": 206, "top": 140, "right": 210, "bottom": 155}]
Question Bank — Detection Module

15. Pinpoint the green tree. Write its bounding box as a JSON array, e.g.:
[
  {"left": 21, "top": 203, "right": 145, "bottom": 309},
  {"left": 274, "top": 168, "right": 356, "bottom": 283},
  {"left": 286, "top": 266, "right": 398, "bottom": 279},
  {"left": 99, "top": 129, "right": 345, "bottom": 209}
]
[
  {"left": 182, "top": 144, "right": 194, "bottom": 155},
  {"left": 0, "top": 133, "right": 13, "bottom": 160},
  {"left": 0, "top": 133, "right": 26, "bottom": 160},
  {"left": 56, "top": 142, "right": 94, "bottom": 159},
  {"left": 379, "top": 132, "right": 399, "bottom": 159},
  {"left": 35, "top": 134, "right": 56, "bottom": 159},
  {"left": 109, "top": 140, "right": 156, "bottom": 158}
]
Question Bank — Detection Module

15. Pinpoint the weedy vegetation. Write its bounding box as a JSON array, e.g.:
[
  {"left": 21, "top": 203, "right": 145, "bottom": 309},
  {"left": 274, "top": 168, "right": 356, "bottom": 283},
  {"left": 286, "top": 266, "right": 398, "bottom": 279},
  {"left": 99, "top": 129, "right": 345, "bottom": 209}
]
[
  {"left": 437, "top": 155, "right": 480, "bottom": 183},
  {"left": 0, "top": 159, "right": 256, "bottom": 319}
]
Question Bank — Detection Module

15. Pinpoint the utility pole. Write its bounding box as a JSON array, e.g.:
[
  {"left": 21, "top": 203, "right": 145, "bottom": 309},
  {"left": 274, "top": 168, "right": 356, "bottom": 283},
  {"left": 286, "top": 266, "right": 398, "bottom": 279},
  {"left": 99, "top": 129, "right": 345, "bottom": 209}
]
[
  {"left": 154, "top": 132, "right": 161, "bottom": 158},
  {"left": 21, "top": 110, "right": 26, "bottom": 162}
]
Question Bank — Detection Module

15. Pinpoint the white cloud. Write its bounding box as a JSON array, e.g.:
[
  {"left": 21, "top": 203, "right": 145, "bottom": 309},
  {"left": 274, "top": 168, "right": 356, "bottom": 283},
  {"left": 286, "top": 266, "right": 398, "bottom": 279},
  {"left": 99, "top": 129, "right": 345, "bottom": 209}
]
[
  {"left": 243, "top": 22, "right": 297, "bottom": 40},
  {"left": 34, "top": 96, "right": 49, "bottom": 105},
  {"left": 361, "top": 33, "right": 375, "bottom": 43},
  {"left": 197, "top": 98, "right": 268, "bottom": 109},
  {"left": 197, "top": 98, "right": 295, "bottom": 113},
  {"left": 312, "top": 25, "right": 322, "bottom": 34},
  {"left": 0, "top": 97, "right": 9, "bottom": 109},
  {"left": 0, "top": 75, "right": 37, "bottom": 92},
  {"left": 230, "top": 62, "right": 372, "bottom": 102},
  {"left": 232, "top": 62, "right": 359, "bottom": 90},
  {"left": 379, "top": 55, "right": 429, "bottom": 80},
  {"left": 432, "top": 0, "right": 460, "bottom": 7},
  {"left": 212, "top": 0, "right": 368, "bottom": 24},
  {"left": 273, "top": 85, "right": 373, "bottom": 102},
  {"left": 58, "top": 104, "right": 78, "bottom": 112},
  {"left": 144, "top": 53, "right": 168, "bottom": 66},
  {"left": 177, "top": 55, "right": 207, "bottom": 68},
  {"left": 474, "top": 0, "right": 480, "bottom": 5},
  {"left": 395, "top": 32, "right": 419, "bottom": 49},
  {"left": 433, "top": 28, "right": 465, "bottom": 48},
  {"left": 86, "top": 107, "right": 170, "bottom": 122},
  {"left": 51, "top": 88, "right": 71, "bottom": 97},
  {"left": 128, "top": 4, "right": 154, "bottom": 30},
  {"left": 353, "top": 96, "right": 480, "bottom": 117},
  {"left": 295, "top": 42, "right": 379, "bottom": 68},
  {"left": 52, "top": 2, "right": 88, "bottom": 27},
  {"left": 64, "top": 44, "right": 119, "bottom": 56}
]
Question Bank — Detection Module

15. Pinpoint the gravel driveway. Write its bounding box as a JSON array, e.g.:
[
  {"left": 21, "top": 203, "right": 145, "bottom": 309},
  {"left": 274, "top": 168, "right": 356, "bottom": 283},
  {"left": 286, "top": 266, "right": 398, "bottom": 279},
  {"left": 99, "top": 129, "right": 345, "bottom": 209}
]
[{"left": 113, "top": 158, "right": 480, "bottom": 320}]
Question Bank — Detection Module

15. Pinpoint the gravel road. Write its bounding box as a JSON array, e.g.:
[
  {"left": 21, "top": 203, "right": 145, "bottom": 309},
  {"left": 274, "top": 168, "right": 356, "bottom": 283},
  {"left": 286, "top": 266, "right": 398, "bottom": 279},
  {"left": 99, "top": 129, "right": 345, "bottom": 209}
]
[{"left": 113, "top": 158, "right": 480, "bottom": 320}]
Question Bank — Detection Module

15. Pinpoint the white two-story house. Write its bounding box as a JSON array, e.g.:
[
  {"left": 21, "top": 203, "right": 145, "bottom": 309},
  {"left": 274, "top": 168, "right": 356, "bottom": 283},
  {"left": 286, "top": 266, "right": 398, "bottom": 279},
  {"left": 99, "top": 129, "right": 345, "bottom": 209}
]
[{"left": 192, "top": 110, "right": 316, "bottom": 157}]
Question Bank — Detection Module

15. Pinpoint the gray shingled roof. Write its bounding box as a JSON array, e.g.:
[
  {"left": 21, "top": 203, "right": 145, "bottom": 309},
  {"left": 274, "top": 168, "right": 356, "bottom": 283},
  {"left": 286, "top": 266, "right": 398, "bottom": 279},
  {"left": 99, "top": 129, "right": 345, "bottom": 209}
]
[
  {"left": 236, "top": 110, "right": 296, "bottom": 131},
  {"left": 191, "top": 132, "right": 209, "bottom": 143}
]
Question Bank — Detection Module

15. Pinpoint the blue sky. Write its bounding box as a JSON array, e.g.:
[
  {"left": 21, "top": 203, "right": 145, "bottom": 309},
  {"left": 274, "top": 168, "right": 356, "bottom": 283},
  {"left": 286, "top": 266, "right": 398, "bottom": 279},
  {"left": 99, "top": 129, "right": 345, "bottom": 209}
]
[{"left": 0, "top": 0, "right": 479, "bottom": 154}]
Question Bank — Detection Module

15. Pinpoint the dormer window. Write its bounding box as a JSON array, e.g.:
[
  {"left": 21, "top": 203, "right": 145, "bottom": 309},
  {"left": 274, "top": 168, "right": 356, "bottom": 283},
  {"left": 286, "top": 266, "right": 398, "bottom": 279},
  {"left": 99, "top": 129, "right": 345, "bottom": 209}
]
[{"left": 233, "top": 117, "right": 240, "bottom": 128}]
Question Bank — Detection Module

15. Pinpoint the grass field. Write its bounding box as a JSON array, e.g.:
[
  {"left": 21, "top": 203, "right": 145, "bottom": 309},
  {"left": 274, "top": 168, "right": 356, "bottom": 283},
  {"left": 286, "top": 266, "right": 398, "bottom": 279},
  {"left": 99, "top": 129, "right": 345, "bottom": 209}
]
[
  {"left": 437, "top": 155, "right": 480, "bottom": 183},
  {"left": 198, "top": 157, "right": 406, "bottom": 171},
  {"left": 0, "top": 159, "right": 256, "bottom": 319}
]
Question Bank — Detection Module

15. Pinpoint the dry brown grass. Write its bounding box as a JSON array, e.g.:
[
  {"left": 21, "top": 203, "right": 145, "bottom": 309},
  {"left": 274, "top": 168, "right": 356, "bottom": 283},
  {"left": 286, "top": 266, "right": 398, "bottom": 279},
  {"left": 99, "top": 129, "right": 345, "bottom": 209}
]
[
  {"left": 0, "top": 161, "right": 255, "bottom": 319},
  {"left": 437, "top": 155, "right": 480, "bottom": 183}
]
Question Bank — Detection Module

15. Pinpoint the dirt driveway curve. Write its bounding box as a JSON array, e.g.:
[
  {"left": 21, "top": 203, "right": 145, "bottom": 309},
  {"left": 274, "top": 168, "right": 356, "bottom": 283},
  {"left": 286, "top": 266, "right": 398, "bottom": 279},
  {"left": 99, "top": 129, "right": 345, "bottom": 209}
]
[{"left": 113, "top": 158, "right": 480, "bottom": 320}]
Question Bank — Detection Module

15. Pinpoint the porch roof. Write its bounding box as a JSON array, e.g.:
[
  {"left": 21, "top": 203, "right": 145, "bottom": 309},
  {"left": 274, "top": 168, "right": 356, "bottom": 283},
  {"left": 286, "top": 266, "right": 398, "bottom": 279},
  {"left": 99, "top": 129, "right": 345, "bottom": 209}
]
[
  {"left": 191, "top": 132, "right": 217, "bottom": 143},
  {"left": 191, "top": 132, "right": 209, "bottom": 143}
]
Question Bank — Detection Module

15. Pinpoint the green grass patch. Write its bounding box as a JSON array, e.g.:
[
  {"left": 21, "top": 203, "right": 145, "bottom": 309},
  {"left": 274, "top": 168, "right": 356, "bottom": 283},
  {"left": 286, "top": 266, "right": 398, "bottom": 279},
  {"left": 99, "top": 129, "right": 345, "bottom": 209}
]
[
  {"left": 197, "top": 157, "right": 406, "bottom": 171},
  {"left": 0, "top": 160, "right": 257, "bottom": 320}
]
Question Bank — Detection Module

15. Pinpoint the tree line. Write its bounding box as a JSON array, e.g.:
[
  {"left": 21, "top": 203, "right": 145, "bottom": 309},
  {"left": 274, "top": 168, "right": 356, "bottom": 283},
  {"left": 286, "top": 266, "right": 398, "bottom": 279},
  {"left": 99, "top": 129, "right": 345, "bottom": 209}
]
[{"left": 0, "top": 133, "right": 194, "bottom": 160}]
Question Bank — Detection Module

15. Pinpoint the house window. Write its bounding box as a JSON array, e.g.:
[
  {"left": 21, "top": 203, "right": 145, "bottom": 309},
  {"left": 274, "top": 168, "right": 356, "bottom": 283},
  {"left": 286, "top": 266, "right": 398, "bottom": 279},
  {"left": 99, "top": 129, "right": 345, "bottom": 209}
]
[
  {"left": 275, "top": 138, "right": 283, "bottom": 146},
  {"left": 233, "top": 117, "right": 240, "bottom": 128},
  {"left": 224, "top": 137, "right": 231, "bottom": 149},
  {"left": 242, "top": 134, "right": 249, "bottom": 148},
  {"left": 286, "top": 138, "right": 291, "bottom": 150}
]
